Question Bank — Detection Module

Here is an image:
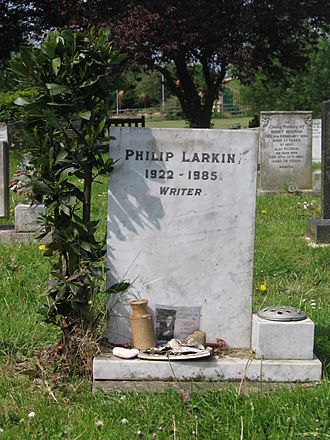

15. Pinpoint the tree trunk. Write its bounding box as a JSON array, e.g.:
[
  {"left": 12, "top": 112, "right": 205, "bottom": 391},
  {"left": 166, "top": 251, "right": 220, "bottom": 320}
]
[
  {"left": 188, "top": 109, "right": 213, "bottom": 128},
  {"left": 160, "top": 56, "right": 223, "bottom": 129}
]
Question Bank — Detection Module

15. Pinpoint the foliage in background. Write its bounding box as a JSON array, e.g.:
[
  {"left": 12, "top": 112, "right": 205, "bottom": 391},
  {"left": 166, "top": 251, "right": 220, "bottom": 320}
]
[
  {"left": 10, "top": 28, "right": 125, "bottom": 364},
  {"left": 2, "top": 1, "right": 328, "bottom": 128},
  {"left": 0, "top": 89, "right": 36, "bottom": 123},
  {"left": 241, "top": 37, "right": 330, "bottom": 117}
]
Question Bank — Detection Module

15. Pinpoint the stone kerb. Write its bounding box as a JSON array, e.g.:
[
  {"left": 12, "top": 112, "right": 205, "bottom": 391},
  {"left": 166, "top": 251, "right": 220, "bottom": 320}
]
[
  {"left": 106, "top": 127, "right": 259, "bottom": 349},
  {"left": 259, "top": 111, "right": 313, "bottom": 193}
]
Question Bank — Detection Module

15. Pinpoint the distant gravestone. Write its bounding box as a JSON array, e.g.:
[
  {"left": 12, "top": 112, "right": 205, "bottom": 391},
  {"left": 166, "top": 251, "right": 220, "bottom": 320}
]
[
  {"left": 106, "top": 127, "right": 258, "bottom": 348},
  {"left": 312, "top": 119, "right": 322, "bottom": 163},
  {"left": 0, "top": 123, "right": 9, "bottom": 218},
  {"left": 307, "top": 101, "right": 330, "bottom": 243},
  {"left": 259, "top": 111, "right": 312, "bottom": 192}
]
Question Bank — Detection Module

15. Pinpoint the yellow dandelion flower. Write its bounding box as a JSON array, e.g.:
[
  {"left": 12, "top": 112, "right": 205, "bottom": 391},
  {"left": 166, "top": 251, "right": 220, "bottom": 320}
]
[
  {"left": 38, "top": 244, "right": 47, "bottom": 251},
  {"left": 259, "top": 284, "right": 267, "bottom": 293}
]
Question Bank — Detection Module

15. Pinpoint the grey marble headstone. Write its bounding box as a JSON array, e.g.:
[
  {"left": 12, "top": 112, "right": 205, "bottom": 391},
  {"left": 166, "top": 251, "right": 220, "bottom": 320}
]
[
  {"left": 259, "top": 112, "right": 312, "bottom": 192},
  {"left": 107, "top": 127, "right": 258, "bottom": 348},
  {"left": 0, "top": 124, "right": 9, "bottom": 218},
  {"left": 312, "top": 119, "right": 322, "bottom": 163}
]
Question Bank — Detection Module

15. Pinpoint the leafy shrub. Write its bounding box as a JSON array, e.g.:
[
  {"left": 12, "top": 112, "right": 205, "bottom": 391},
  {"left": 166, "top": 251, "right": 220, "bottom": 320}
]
[{"left": 10, "top": 28, "right": 126, "bottom": 361}]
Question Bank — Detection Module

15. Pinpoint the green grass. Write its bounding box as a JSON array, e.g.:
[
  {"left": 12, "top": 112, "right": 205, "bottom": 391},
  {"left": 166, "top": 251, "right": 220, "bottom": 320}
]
[
  {"left": 0, "top": 127, "right": 330, "bottom": 438},
  {"left": 146, "top": 116, "right": 251, "bottom": 129}
]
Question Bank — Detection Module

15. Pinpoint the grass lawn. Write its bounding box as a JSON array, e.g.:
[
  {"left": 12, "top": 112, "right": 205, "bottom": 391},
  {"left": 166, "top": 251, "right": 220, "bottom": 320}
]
[
  {"left": 146, "top": 116, "right": 251, "bottom": 129},
  {"left": 0, "top": 125, "right": 329, "bottom": 439}
]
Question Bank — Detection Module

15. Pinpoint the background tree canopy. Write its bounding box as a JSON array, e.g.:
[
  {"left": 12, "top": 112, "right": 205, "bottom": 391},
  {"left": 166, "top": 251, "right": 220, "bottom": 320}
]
[{"left": 1, "top": 0, "right": 330, "bottom": 127}]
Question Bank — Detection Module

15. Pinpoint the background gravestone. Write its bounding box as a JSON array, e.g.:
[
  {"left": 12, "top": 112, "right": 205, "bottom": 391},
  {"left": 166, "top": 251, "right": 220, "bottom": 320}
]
[
  {"left": 312, "top": 119, "right": 322, "bottom": 163},
  {"left": 259, "top": 111, "right": 312, "bottom": 192},
  {"left": 307, "top": 101, "right": 330, "bottom": 243},
  {"left": 0, "top": 123, "right": 9, "bottom": 218},
  {"left": 107, "top": 127, "right": 258, "bottom": 348}
]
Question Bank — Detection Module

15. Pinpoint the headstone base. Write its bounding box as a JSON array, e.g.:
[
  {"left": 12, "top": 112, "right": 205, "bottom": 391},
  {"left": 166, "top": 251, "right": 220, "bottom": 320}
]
[
  {"left": 258, "top": 189, "right": 318, "bottom": 196},
  {"left": 93, "top": 380, "right": 317, "bottom": 394},
  {"left": 307, "top": 218, "right": 330, "bottom": 244},
  {"left": 93, "top": 352, "right": 321, "bottom": 385},
  {"left": 0, "top": 225, "right": 49, "bottom": 244}
]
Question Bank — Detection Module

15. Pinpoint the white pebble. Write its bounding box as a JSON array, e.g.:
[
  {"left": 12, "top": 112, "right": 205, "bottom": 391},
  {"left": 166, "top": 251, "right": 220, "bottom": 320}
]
[{"left": 113, "top": 347, "right": 139, "bottom": 359}]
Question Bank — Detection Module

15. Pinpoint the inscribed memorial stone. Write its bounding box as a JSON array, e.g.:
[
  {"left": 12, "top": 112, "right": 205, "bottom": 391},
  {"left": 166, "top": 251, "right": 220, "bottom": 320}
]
[
  {"left": 259, "top": 112, "right": 312, "bottom": 192},
  {"left": 107, "top": 128, "right": 258, "bottom": 348}
]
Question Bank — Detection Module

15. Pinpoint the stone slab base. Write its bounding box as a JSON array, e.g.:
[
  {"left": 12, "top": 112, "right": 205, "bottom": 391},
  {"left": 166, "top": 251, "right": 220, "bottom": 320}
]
[
  {"left": 93, "top": 380, "right": 318, "bottom": 394},
  {"left": 0, "top": 225, "right": 48, "bottom": 244},
  {"left": 93, "top": 352, "right": 322, "bottom": 384},
  {"left": 258, "top": 189, "right": 318, "bottom": 196},
  {"left": 307, "top": 218, "right": 330, "bottom": 244}
]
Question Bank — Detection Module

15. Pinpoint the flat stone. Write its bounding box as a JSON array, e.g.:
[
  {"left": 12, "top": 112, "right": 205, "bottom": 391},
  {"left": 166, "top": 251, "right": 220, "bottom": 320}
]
[
  {"left": 93, "top": 380, "right": 317, "bottom": 394},
  {"left": 259, "top": 111, "right": 312, "bottom": 192},
  {"left": 0, "top": 225, "right": 49, "bottom": 244},
  {"left": 251, "top": 314, "right": 314, "bottom": 360},
  {"left": 107, "top": 127, "right": 258, "bottom": 348},
  {"left": 93, "top": 352, "right": 322, "bottom": 383},
  {"left": 307, "top": 218, "right": 330, "bottom": 244}
]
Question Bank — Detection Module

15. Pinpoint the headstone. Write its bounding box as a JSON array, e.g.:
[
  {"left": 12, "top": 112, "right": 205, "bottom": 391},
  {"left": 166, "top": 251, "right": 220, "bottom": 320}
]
[
  {"left": 259, "top": 111, "right": 312, "bottom": 192},
  {"left": 107, "top": 127, "right": 258, "bottom": 348},
  {"left": 0, "top": 123, "right": 9, "bottom": 218},
  {"left": 14, "top": 204, "right": 46, "bottom": 232},
  {"left": 312, "top": 119, "right": 322, "bottom": 163},
  {"left": 307, "top": 101, "right": 330, "bottom": 243}
]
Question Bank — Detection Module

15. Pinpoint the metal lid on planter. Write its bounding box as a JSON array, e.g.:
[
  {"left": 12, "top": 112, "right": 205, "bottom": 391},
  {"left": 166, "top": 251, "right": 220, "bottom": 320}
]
[{"left": 257, "top": 306, "right": 307, "bottom": 322}]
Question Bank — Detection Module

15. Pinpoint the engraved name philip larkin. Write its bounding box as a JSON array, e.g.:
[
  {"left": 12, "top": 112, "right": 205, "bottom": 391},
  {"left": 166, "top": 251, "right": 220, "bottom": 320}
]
[{"left": 125, "top": 149, "right": 240, "bottom": 196}]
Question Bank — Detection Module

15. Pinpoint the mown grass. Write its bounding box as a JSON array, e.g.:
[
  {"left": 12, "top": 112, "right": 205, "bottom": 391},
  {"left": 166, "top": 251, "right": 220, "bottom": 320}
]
[
  {"left": 0, "top": 123, "right": 329, "bottom": 439},
  {"left": 146, "top": 116, "right": 251, "bottom": 129}
]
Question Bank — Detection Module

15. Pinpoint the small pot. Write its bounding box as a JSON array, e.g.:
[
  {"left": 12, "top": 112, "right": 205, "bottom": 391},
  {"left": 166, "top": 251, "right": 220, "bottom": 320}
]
[{"left": 129, "top": 299, "right": 155, "bottom": 349}]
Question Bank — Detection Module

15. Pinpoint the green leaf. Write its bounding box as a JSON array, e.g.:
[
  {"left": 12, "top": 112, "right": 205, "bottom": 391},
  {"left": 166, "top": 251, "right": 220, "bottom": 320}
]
[
  {"left": 81, "top": 242, "right": 92, "bottom": 252},
  {"left": 58, "top": 167, "right": 76, "bottom": 184},
  {"left": 46, "top": 83, "right": 68, "bottom": 96},
  {"left": 107, "top": 281, "right": 130, "bottom": 294},
  {"left": 32, "top": 179, "right": 52, "bottom": 195},
  {"left": 9, "top": 60, "right": 29, "bottom": 77},
  {"left": 14, "top": 97, "right": 29, "bottom": 106},
  {"left": 80, "top": 77, "right": 101, "bottom": 88},
  {"left": 79, "top": 110, "right": 91, "bottom": 120},
  {"left": 55, "top": 150, "right": 68, "bottom": 165},
  {"left": 52, "top": 57, "right": 62, "bottom": 76},
  {"left": 61, "top": 204, "right": 71, "bottom": 216}
]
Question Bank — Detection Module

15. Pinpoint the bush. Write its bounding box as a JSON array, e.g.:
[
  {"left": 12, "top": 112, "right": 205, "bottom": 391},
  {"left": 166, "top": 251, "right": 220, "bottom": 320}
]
[{"left": 0, "top": 89, "right": 35, "bottom": 123}]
